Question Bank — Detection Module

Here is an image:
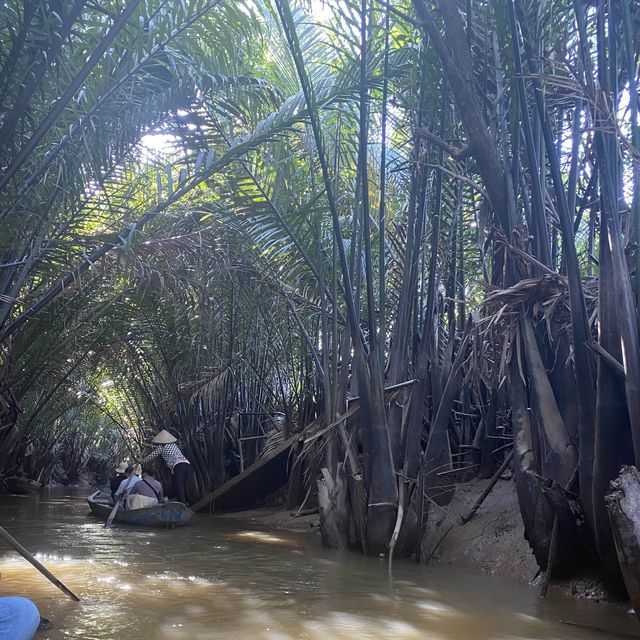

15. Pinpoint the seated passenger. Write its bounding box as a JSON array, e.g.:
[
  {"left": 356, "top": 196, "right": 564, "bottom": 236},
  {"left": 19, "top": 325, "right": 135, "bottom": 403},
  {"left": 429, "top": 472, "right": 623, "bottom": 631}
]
[
  {"left": 109, "top": 462, "right": 127, "bottom": 501},
  {"left": 0, "top": 596, "right": 40, "bottom": 640},
  {"left": 126, "top": 468, "right": 163, "bottom": 510},
  {"left": 114, "top": 464, "right": 141, "bottom": 508}
]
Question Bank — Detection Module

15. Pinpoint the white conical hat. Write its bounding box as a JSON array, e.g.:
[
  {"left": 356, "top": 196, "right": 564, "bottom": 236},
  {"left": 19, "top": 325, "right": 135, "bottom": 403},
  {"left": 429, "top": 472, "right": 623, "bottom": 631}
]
[
  {"left": 151, "top": 429, "right": 177, "bottom": 444},
  {"left": 115, "top": 461, "right": 127, "bottom": 473},
  {"left": 133, "top": 464, "right": 142, "bottom": 476}
]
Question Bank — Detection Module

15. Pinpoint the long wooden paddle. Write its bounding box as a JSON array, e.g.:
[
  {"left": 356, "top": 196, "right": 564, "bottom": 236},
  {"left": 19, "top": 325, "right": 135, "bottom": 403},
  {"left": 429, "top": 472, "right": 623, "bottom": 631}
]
[
  {"left": 0, "top": 526, "right": 79, "bottom": 601},
  {"left": 105, "top": 468, "right": 136, "bottom": 529}
]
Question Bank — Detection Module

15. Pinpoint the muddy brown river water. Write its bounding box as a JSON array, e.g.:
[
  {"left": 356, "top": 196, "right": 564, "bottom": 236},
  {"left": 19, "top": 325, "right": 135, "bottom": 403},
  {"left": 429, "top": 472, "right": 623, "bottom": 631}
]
[{"left": 0, "top": 490, "right": 638, "bottom": 639}]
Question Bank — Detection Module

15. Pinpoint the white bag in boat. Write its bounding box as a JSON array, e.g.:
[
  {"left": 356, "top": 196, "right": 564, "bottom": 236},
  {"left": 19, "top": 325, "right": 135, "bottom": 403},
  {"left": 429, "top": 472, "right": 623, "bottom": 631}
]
[{"left": 126, "top": 494, "right": 157, "bottom": 510}]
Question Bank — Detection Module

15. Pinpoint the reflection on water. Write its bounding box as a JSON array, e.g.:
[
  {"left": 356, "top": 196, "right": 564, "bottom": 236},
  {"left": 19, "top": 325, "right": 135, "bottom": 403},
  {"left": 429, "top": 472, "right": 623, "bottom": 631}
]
[{"left": 0, "top": 490, "right": 637, "bottom": 639}]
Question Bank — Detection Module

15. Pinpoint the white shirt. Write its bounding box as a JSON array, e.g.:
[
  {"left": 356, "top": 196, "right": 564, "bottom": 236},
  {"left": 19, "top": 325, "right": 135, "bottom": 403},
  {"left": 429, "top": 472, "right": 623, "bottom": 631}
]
[{"left": 116, "top": 475, "right": 141, "bottom": 496}]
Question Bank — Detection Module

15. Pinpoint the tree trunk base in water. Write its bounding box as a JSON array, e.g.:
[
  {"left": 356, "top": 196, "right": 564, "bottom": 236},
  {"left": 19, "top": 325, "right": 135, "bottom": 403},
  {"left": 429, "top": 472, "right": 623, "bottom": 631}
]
[
  {"left": 318, "top": 464, "right": 349, "bottom": 550},
  {"left": 365, "top": 501, "right": 399, "bottom": 557},
  {"left": 515, "top": 468, "right": 555, "bottom": 570},
  {"left": 347, "top": 473, "right": 368, "bottom": 554},
  {"left": 605, "top": 465, "right": 640, "bottom": 621},
  {"left": 515, "top": 467, "right": 587, "bottom": 577}
]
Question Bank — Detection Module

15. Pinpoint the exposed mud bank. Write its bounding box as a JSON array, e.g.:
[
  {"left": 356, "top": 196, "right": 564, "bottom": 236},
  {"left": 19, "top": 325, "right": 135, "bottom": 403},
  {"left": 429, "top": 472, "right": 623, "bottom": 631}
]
[
  {"left": 420, "top": 477, "right": 611, "bottom": 602},
  {"left": 420, "top": 477, "right": 537, "bottom": 580},
  {"left": 213, "top": 506, "right": 320, "bottom": 533}
]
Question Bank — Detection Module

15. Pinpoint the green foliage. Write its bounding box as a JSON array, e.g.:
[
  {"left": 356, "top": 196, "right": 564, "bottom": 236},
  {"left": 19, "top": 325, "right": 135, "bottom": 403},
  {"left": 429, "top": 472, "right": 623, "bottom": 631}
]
[{"left": 0, "top": 0, "right": 638, "bottom": 576}]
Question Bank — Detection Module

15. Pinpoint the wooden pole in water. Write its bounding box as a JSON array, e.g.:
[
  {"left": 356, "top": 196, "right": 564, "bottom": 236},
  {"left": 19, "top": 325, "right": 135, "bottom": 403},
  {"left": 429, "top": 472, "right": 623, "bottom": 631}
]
[{"left": 0, "top": 526, "right": 80, "bottom": 601}]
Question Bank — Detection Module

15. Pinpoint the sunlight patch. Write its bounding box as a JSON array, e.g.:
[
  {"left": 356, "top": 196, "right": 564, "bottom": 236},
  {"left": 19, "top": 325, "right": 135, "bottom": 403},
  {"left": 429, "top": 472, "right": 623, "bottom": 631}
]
[{"left": 234, "top": 531, "right": 290, "bottom": 545}]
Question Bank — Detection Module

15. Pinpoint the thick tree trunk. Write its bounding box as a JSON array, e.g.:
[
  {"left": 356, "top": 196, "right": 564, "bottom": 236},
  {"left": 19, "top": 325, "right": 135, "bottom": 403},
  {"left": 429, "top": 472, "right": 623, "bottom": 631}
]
[
  {"left": 521, "top": 317, "right": 577, "bottom": 488},
  {"left": 594, "top": 216, "right": 633, "bottom": 586},
  {"left": 412, "top": 0, "right": 511, "bottom": 232},
  {"left": 510, "top": 351, "right": 554, "bottom": 570},
  {"left": 606, "top": 466, "right": 640, "bottom": 617},
  {"left": 546, "top": 325, "right": 578, "bottom": 445},
  {"left": 354, "top": 346, "right": 398, "bottom": 556}
]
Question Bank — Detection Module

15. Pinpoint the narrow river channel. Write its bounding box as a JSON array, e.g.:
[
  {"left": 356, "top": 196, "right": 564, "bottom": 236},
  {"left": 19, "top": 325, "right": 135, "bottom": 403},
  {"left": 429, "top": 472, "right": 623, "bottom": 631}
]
[{"left": 0, "top": 490, "right": 637, "bottom": 639}]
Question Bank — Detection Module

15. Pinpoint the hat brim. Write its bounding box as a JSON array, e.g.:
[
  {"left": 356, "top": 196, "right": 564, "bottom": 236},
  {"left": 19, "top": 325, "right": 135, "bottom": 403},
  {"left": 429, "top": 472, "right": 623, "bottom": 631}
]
[{"left": 151, "top": 429, "right": 177, "bottom": 444}]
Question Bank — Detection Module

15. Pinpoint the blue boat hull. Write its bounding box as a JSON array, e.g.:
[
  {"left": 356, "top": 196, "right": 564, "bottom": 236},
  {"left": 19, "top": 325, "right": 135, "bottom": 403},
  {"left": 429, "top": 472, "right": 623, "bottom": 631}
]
[{"left": 87, "top": 492, "right": 193, "bottom": 528}]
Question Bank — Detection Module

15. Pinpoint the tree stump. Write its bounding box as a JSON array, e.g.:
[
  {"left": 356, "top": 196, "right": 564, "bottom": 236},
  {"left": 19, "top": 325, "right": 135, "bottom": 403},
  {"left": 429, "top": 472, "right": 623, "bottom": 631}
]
[
  {"left": 318, "top": 463, "right": 349, "bottom": 550},
  {"left": 605, "top": 465, "right": 640, "bottom": 621}
]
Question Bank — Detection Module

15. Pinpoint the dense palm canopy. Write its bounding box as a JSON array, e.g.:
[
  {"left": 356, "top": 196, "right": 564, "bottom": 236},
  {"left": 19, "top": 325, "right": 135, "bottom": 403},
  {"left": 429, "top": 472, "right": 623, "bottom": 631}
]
[{"left": 1, "top": 0, "right": 639, "bottom": 592}]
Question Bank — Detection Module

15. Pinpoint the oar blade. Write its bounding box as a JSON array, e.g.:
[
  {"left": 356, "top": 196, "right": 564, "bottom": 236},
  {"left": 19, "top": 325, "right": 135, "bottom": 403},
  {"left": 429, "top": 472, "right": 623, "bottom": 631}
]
[{"left": 104, "top": 502, "right": 120, "bottom": 529}]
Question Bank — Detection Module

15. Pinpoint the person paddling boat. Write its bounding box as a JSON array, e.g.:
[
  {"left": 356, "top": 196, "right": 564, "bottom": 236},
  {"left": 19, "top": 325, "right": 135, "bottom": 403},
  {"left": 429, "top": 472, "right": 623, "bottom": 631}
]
[
  {"left": 109, "top": 462, "right": 127, "bottom": 500},
  {"left": 139, "top": 430, "right": 191, "bottom": 504},
  {"left": 105, "top": 464, "right": 139, "bottom": 527},
  {"left": 114, "top": 464, "right": 141, "bottom": 507}
]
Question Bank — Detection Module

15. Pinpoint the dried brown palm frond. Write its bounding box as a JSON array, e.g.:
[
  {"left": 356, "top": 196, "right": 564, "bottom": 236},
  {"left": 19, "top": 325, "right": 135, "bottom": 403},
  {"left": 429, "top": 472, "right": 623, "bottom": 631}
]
[
  {"left": 301, "top": 438, "right": 327, "bottom": 497},
  {"left": 484, "top": 273, "right": 598, "bottom": 331},
  {"left": 184, "top": 367, "right": 232, "bottom": 414},
  {"left": 260, "top": 427, "right": 286, "bottom": 460}
]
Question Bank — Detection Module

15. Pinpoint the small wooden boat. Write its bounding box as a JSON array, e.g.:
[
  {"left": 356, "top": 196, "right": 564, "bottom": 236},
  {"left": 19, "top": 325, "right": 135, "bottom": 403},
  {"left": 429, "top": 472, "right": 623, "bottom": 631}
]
[{"left": 87, "top": 491, "right": 193, "bottom": 528}]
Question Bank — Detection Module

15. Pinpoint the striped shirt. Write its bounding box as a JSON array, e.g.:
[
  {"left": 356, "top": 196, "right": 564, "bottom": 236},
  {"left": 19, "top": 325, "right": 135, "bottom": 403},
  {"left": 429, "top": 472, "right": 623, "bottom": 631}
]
[{"left": 141, "top": 443, "right": 190, "bottom": 472}]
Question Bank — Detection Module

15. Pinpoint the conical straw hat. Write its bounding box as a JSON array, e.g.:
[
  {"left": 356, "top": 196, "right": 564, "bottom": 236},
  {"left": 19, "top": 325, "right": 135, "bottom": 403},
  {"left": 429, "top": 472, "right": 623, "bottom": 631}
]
[
  {"left": 115, "top": 462, "right": 127, "bottom": 473},
  {"left": 151, "top": 429, "right": 177, "bottom": 444},
  {"left": 133, "top": 464, "right": 142, "bottom": 476}
]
